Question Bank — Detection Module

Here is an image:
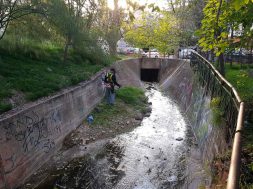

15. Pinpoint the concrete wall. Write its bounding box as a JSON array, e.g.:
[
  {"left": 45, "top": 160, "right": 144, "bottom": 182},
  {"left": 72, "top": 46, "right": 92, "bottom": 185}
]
[
  {"left": 160, "top": 61, "right": 228, "bottom": 183},
  {"left": 140, "top": 58, "right": 161, "bottom": 69},
  {"left": 0, "top": 72, "right": 106, "bottom": 189}
]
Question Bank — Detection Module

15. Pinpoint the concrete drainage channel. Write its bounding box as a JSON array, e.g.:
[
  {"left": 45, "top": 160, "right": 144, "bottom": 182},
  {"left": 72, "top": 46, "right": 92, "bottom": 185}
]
[
  {"left": 0, "top": 58, "right": 231, "bottom": 188},
  {"left": 29, "top": 84, "right": 194, "bottom": 189}
]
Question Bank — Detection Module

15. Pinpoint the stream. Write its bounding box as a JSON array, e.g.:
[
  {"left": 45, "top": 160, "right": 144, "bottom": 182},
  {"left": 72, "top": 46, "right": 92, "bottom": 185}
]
[{"left": 36, "top": 84, "right": 192, "bottom": 189}]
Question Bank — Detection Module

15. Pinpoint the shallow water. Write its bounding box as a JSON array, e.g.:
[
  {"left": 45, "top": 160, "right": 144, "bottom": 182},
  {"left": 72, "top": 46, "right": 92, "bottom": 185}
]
[{"left": 38, "top": 84, "right": 191, "bottom": 189}]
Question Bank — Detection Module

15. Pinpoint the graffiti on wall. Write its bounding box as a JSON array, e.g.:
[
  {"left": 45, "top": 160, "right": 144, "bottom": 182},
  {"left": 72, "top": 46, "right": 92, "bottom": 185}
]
[
  {"left": 0, "top": 155, "right": 7, "bottom": 188},
  {"left": 3, "top": 109, "right": 62, "bottom": 153},
  {"left": 0, "top": 109, "right": 62, "bottom": 174}
]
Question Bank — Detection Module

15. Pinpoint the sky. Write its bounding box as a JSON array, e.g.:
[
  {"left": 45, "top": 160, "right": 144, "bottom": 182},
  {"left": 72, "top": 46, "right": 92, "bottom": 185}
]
[{"left": 107, "top": 0, "right": 168, "bottom": 10}]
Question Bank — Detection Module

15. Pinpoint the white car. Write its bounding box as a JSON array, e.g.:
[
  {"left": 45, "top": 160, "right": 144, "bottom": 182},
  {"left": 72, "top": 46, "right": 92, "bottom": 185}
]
[
  {"left": 145, "top": 49, "right": 160, "bottom": 58},
  {"left": 179, "top": 49, "right": 194, "bottom": 59}
]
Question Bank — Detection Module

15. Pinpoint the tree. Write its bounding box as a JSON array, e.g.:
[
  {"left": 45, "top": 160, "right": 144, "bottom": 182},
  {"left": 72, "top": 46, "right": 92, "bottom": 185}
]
[
  {"left": 198, "top": 0, "right": 233, "bottom": 75},
  {"left": 198, "top": 0, "right": 253, "bottom": 75},
  {"left": 167, "top": 0, "right": 206, "bottom": 47},
  {"left": 124, "top": 11, "right": 180, "bottom": 56},
  {"left": 153, "top": 12, "right": 180, "bottom": 55},
  {"left": 47, "top": 0, "right": 98, "bottom": 61},
  {"left": 124, "top": 12, "right": 157, "bottom": 49},
  {"left": 0, "top": 0, "right": 46, "bottom": 40}
]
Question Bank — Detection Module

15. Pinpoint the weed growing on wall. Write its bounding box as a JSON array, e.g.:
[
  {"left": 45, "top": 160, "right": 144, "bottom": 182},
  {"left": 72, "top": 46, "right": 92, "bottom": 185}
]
[{"left": 210, "top": 97, "right": 224, "bottom": 127}]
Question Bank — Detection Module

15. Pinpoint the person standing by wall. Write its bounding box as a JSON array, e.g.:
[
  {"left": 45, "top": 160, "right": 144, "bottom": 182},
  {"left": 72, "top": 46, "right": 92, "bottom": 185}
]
[{"left": 104, "top": 68, "right": 121, "bottom": 105}]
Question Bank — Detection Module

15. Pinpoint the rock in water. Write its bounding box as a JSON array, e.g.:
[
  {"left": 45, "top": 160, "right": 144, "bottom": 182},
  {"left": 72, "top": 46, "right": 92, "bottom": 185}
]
[
  {"left": 175, "top": 137, "right": 183, "bottom": 141},
  {"left": 135, "top": 113, "right": 143, "bottom": 120}
]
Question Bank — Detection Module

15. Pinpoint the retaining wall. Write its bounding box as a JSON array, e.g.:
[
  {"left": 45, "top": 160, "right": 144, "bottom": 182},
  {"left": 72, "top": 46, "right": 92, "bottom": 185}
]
[
  {"left": 0, "top": 72, "right": 106, "bottom": 188},
  {"left": 160, "top": 61, "right": 228, "bottom": 186}
]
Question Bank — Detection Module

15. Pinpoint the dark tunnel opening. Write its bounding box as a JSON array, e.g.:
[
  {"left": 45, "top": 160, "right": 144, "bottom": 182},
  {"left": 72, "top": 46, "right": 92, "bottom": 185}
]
[{"left": 141, "top": 69, "right": 159, "bottom": 82}]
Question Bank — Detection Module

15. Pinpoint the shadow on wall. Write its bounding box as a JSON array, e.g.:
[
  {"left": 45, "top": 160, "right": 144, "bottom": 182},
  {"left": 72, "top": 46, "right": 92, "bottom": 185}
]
[{"left": 160, "top": 61, "right": 228, "bottom": 167}]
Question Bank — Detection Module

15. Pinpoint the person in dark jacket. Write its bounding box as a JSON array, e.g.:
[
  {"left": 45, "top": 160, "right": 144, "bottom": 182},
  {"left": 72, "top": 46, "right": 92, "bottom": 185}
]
[{"left": 104, "top": 68, "right": 121, "bottom": 105}]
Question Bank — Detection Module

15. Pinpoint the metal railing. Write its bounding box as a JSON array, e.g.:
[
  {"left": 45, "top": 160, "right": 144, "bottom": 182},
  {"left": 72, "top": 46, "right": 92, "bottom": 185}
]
[
  {"left": 190, "top": 51, "right": 244, "bottom": 189},
  {"left": 225, "top": 54, "right": 253, "bottom": 65}
]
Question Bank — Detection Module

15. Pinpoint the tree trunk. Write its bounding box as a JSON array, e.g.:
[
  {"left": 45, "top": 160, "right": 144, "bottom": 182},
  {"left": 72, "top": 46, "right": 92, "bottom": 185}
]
[
  {"left": 230, "top": 24, "right": 234, "bottom": 67},
  {"left": 219, "top": 53, "right": 225, "bottom": 76},
  {"left": 63, "top": 35, "right": 71, "bottom": 62},
  {"left": 251, "top": 46, "right": 253, "bottom": 65}
]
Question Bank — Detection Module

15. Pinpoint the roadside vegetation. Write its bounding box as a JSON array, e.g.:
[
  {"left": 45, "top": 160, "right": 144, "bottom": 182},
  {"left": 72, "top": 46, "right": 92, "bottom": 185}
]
[
  {"left": 0, "top": 53, "right": 111, "bottom": 112},
  {"left": 91, "top": 87, "right": 147, "bottom": 128},
  {"left": 0, "top": 0, "right": 128, "bottom": 113},
  {"left": 209, "top": 63, "right": 253, "bottom": 188},
  {"left": 225, "top": 64, "right": 253, "bottom": 102},
  {"left": 225, "top": 63, "right": 253, "bottom": 188}
]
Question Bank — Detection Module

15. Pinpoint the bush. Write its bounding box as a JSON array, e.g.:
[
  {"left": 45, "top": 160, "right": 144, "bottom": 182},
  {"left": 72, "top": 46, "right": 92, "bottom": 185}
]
[
  {"left": 117, "top": 87, "right": 146, "bottom": 106},
  {"left": 0, "top": 102, "right": 12, "bottom": 113}
]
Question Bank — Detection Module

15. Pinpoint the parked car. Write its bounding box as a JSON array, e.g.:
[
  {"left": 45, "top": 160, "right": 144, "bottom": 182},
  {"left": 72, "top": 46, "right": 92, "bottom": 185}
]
[
  {"left": 126, "top": 47, "right": 135, "bottom": 54},
  {"left": 179, "top": 48, "right": 194, "bottom": 59},
  {"left": 145, "top": 49, "right": 160, "bottom": 58},
  {"left": 142, "top": 51, "right": 147, "bottom": 57}
]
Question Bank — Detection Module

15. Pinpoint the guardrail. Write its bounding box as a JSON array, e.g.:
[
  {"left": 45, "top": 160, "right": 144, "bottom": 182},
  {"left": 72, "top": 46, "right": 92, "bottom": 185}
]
[{"left": 190, "top": 51, "right": 244, "bottom": 189}]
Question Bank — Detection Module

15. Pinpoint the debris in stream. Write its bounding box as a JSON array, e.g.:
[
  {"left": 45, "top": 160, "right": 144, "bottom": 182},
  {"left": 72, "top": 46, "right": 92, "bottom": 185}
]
[
  {"left": 176, "top": 137, "right": 184, "bottom": 141},
  {"left": 86, "top": 114, "right": 94, "bottom": 124}
]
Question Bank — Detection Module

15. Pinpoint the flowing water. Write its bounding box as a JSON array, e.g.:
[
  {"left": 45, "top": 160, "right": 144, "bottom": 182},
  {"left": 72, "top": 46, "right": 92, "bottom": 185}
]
[{"left": 38, "top": 84, "right": 192, "bottom": 189}]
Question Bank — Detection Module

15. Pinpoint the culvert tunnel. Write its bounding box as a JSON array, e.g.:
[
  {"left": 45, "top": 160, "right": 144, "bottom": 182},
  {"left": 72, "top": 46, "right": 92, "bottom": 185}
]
[
  {"left": 0, "top": 58, "right": 231, "bottom": 189},
  {"left": 140, "top": 68, "right": 160, "bottom": 82}
]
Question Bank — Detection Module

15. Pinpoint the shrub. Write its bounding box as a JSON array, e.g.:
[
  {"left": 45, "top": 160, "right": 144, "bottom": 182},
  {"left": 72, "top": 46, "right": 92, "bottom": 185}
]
[
  {"left": 210, "top": 97, "right": 224, "bottom": 126},
  {"left": 117, "top": 87, "right": 145, "bottom": 106}
]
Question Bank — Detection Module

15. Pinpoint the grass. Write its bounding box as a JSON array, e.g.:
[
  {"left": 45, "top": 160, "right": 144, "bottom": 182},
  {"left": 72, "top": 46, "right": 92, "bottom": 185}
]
[
  {"left": 116, "top": 87, "right": 146, "bottom": 106},
  {"left": 225, "top": 63, "right": 253, "bottom": 102},
  {"left": 224, "top": 63, "right": 253, "bottom": 188},
  {"left": 0, "top": 45, "right": 113, "bottom": 113},
  {"left": 117, "top": 53, "right": 140, "bottom": 60},
  {"left": 91, "top": 87, "right": 146, "bottom": 127}
]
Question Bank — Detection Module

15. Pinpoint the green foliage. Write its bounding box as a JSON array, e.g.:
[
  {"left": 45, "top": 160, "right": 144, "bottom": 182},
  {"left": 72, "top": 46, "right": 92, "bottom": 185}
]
[
  {"left": 116, "top": 87, "right": 146, "bottom": 106},
  {"left": 210, "top": 97, "right": 224, "bottom": 126},
  {"left": 198, "top": 0, "right": 232, "bottom": 56},
  {"left": 124, "top": 11, "right": 180, "bottom": 54},
  {"left": 198, "top": 186, "right": 206, "bottom": 189},
  {"left": 225, "top": 64, "right": 253, "bottom": 102},
  {"left": 0, "top": 52, "right": 111, "bottom": 112},
  {"left": 232, "top": 0, "right": 253, "bottom": 10},
  {"left": 91, "top": 87, "right": 147, "bottom": 127},
  {"left": 0, "top": 103, "right": 12, "bottom": 114},
  {"left": 198, "top": 0, "right": 253, "bottom": 56},
  {"left": 91, "top": 100, "right": 128, "bottom": 127}
]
